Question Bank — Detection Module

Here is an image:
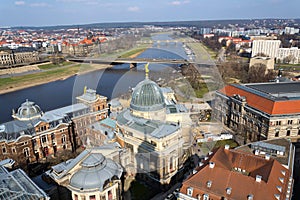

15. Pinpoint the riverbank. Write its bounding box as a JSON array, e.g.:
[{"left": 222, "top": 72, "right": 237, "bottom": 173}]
[
  {"left": 0, "top": 45, "right": 149, "bottom": 94},
  {"left": 0, "top": 63, "right": 111, "bottom": 95}
]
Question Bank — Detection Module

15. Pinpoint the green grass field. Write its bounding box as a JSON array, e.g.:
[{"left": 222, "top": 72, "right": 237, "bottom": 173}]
[
  {"left": 38, "top": 61, "right": 73, "bottom": 70},
  {"left": 0, "top": 64, "right": 101, "bottom": 91}
]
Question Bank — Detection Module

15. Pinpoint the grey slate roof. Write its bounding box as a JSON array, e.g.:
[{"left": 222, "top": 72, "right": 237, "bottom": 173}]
[
  {"left": 117, "top": 109, "right": 179, "bottom": 139},
  {"left": 49, "top": 146, "right": 123, "bottom": 192},
  {"left": 244, "top": 82, "right": 300, "bottom": 100},
  {"left": 0, "top": 103, "right": 88, "bottom": 142}
]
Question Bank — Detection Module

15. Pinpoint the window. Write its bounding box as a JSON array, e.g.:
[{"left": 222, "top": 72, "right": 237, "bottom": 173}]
[
  {"left": 41, "top": 135, "right": 47, "bottom": 143},
  {"left": 286, "top": 130, "right": 291, "bottom": 136},
  {"left": 23, "top": 147, "right": 30, "bottom": 157},
  {"left": 298, "top": 129, "right": 300, "bottom": 135},
  {"left": 207, "top": 180, "right": 212, "bottom": 188},
  {"left": 275, "top": 130, "right": 279, "bottom": 137},
  {"left": 203, "top": 194, "right": 209, "bottom": 200},
  {"left": 2, "top": 145, "right": 6, "bottom": 154},
  {"left": 89, "top": 195, "right": 96, "bottom": 200},
  {"left": 74, "top": 194, "right": 78, "bottom": 200},
  {"left": 287, "top": 120, "right": 293, "bottom": 125},
  {"left": 276, "top": 121, "right": 281, "bottom": 126},
  {"left": 51, "top": 133, "right": 55, "bottom": 140},
  {"left": 61, "top": 134, "right": 66, "bottom": 144},
  {"left": 12, "top": 147, "right": 16, "bottom": 154},
  {"left": 187, "top": 187, "right": 193, "bottom": 196}
]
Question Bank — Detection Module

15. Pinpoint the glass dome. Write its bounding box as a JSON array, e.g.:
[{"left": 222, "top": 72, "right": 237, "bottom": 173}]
[
  {"left": 13, "top": 99, "right": 43, "bottom": 121},
  {"left": 130, "top": 79, "right": 165, "bottom": 112}
]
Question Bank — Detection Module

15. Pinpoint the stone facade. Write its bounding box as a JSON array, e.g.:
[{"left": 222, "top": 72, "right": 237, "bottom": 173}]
[
  {"left": 0, "top": 47, "right": 39, "bottom": 66},
  {"left": 0, "top": 89, "right": 108, "bottom": 166},
  {"left": 214, "top": 83, "right": 300, "bottom": 143}
]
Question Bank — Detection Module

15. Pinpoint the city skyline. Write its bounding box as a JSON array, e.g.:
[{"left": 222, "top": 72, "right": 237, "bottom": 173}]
[{"left": 1, "top": 0, "right": 300, "bottom": 27}]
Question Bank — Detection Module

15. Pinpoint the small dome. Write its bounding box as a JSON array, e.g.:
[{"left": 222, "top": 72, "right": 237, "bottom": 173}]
[
  {"left": 130, "top": 79, "right": 165, "bottom": 112},
  {"left": 70, "top": 153, "right": 122, "bottom": 191},
  {"left": 13, "top": 100, "right": 43, "bottom": 121}
]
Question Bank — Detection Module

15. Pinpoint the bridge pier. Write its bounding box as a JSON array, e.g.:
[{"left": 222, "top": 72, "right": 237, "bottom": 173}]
[{"left": 130, "top": 62, "right": 137, "bottom": 69}]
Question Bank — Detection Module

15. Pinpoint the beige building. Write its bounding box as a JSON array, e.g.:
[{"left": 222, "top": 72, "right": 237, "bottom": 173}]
[
  {"left": 251, "top": 40, "right": 281, "bottom": 58},
  {"left": 0, "top": 47, "right": 39, "bottom": 66},
  {"left": 0, "top": 88, "right": 108, "bottom": 166},
  {"left": 115, "top": 78, "right": 192, "bottom": 185},
  {"left": 249, "top": 56, "right": 275, "bottom": 72},
  {"left": 48, "top": 145, "right": 125, "bottom": 200},
  {"left": 214, "top": 82, "right": 300, "bottom": 143}
]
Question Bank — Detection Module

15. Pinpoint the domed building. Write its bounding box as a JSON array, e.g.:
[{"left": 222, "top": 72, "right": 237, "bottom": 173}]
[
  {"left": 115, "top": 75, "right": 192, "bottom": 185},
  {"left": 12, "top": 99, "right": 43, "bottom": 121},
  {"left": 130, "top": 79, "right": 166, "bottom": 121},
  {"left": 48, "top": 146, "right": 124, "bottom": 200}
]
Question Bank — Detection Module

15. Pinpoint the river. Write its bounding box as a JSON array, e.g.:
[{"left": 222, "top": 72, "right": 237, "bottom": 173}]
[{"left": 0, "top": 34, "right": 188, "bottom": 123}]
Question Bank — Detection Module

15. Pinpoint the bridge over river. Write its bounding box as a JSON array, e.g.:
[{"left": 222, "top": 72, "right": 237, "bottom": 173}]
[{"left": 68, "top": 57, "right": 197, "bottom": 68}]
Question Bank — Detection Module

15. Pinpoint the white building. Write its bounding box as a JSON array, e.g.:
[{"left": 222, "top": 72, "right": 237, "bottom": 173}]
[
  {"left": 277, "top": 47, "right": 300, "bottom": 64},
  {"left": 251, "top": 40, "right": 281, "bottom": 58}
]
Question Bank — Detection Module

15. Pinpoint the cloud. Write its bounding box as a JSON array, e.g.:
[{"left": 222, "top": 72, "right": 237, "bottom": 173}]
[
  {"left": 170, "top": 0, "right": 190, "bottom": 6},
  {"left": 30, "top": 3, "right": 51, "bottom": 7},
  {"left": 15, "top": 1, "right": 25, "bottom": 6},
  {"left": 128, "top": 6, "right": 140, "bottom": 12}
]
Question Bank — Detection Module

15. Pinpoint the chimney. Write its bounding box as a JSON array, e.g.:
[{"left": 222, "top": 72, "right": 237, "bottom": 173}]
[
  {"left": 209, "top": 162, "right": 215, "bottom": 169},
  {"left": 256, "top": 175, "right": 262, "bottom": 183},
  {"left": 224, "top": 144, "right": 230, "bottom": 150},
  {"left": 198, "top": 162, "right": 204, "bottom": 167}
]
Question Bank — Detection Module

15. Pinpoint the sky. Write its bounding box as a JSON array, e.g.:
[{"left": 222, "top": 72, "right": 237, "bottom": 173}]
[{"left": 1, "top": 0, "right": 300, "bottom": 27}]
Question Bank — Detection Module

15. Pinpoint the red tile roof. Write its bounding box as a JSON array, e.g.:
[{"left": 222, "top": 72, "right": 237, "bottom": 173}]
[
  {"left": 180, "top": 147, "right": 291, "bottom": 200},
  {"left": 219, "top": 84, "right": 300, "bottom": 115}
]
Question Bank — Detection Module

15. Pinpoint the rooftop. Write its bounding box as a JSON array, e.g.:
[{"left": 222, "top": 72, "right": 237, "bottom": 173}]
[
  {"left": 219, "top": 82, "right": 300, "bottom": 115},
  {"left": 180, "top": 147, "right": 292, "bottom": 200},
  {"left": 117, "top": 109, "right": 179, "bottom": 139},
  {"left": 0, "top": 166, "right": 49, "bottom": 200}
]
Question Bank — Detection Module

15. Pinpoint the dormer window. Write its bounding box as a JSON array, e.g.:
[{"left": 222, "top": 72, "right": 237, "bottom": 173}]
[
  {"left": 203, "top": 194, "right": 209, "bottom": 200},
  {"left": 226, "top": 187, "right": 232, "bottom": 195},
  {"left": 207, "top": 180, "right": 212, "bottom": 188},
  {"left": 187, "top": 187, "right": 193, "bottom": 196}
]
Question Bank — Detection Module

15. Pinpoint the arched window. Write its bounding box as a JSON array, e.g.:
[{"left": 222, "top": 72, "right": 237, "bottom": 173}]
[
  {"left": 23, "top": 147, "right": 30, "bottom": 157},
  {"left": 61, "top": 134, "right": 66, "bottom": 144}
]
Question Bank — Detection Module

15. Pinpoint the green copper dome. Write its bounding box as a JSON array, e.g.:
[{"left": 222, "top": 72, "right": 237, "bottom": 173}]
[{"left": 130, "top": 79, "right": 165, "bottom": 112}]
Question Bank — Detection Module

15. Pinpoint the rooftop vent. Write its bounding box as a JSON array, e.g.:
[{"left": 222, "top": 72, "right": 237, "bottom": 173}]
[
  {"left": 209, "top": 162, "right": 215, "bottom": 169},
  {"left": 274, "top": 194, "right": 280, "bottom": 200},
  {"left": 256, "top": 175, "right": 262, "bottom": 183},
  {"left": 281, "top": 170, "right": 286, "bottom": 176},
  {"left": 279, "top": 177, "right": 284, "bottom": 183},
  {"left": 224, "top": 144, "right": 230, "bottom": 150},
  {"left": 226, "top": 187, "right": 232, "bottom": 195},
  {"left": 247, "top": 194, "right": 254, "bottom": 200},
  {"left": 206, "top": 180, "right": 212, "bottom": 188},
  {"left": 265, "top": 154, "right": 270, "bottom": 160},
  {"left": 277, "top": 186, "right": 282, "bottom": 193},
  {"left": 254, "top": 149, "right": 260, "bottom": 155}
]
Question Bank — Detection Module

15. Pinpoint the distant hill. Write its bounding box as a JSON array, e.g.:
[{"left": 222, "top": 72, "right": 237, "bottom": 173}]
[{"left": 9, "top": 18, "right": 300, "bottom": 30}]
